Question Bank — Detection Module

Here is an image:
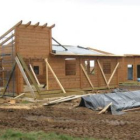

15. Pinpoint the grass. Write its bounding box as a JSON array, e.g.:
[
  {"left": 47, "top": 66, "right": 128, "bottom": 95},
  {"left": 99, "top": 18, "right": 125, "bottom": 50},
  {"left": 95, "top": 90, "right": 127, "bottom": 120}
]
[
  {"left": 119, "top": 81, "right": 140, "bottom": 86},
  {"left": 0, "top": 129, "right": 97, "bottom": 140}
]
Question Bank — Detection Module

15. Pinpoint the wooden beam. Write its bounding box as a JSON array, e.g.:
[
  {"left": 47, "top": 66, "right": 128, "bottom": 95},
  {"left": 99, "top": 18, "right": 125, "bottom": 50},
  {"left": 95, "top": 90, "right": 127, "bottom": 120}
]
[
  {"left": 2, "top": 62, "right": 16, "bottom": 96},
  {"left": 107, "top": 62, "right": 120, "bottom": 85},
  {"left": 42, "top": 23, "right": 47, "bottom": 28},
  {"left": 98, "top": 102, "right": 112, "bottom": 114},
  {"left": 123, "top": 107, "right": 140, "bottom": 112},
  {"left": 45, "top": 58, "right": 66, "bottom": 93},
  {"left": 97, "top": 60, "right": 110, "bottom": 89},
  {"left": 0, "top": 20, "right": 22, "bottom": 40},
  {"left": 44, "top": 94, "right": 91, "bottom": 106},
  {"left": 14, "top": 93, "right": 25, "bottom": 99},
  {"left": 48, "top": 24, "right": 55, "bottom": 29},
  {"left": 15, "top": 57, "right": 36, "bottom": 98},
  {"left": 80, "top": 64, "right": 94, "bottom": 90},
  {"left": 17, "top": 53, "right": 40, "bottom": 94},
  {"left": 25, "top": 21, "right": 31, "bottom": 27},
  {"left": 0, "top": 33, "right": 15, "bottom": 46},
  {"left": 33, "top": 22, "right": 39, "bottom": 27},
  {"left": 46, "top": 58, "right": 49, "bottom": 90},
  {"left": 29, "top": 64, "right": 41, "bottom": 86},
  {"left": 6, "top": 39, "right": 15, "bottom": 46}
]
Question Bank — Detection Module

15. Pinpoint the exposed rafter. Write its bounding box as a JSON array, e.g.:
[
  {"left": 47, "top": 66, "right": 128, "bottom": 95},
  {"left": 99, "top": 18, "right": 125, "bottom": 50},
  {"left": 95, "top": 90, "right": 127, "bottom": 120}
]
[
  {"left": 42, "top": 23, "right": 48, "bottom": 28},
  {"left": 6, "top": 39, "right": 15, "bottom": 46},
  {"left": 0, "top": 34, "right": 15, "bottom": 46},
  {"left": 0, "top": 20, "right": 22, "bottom": 40},
  {"left": 48, "top": 24, "right": 55, "bottom": 29},
  {"left": 33, "top": 22, "right": 40, "bottom": 27},
  {"left": 25, "top": 21, "right": 31, "bottom": 27},
  {"left": 52, "top": 37, "right": 68, "bottom": 51}
]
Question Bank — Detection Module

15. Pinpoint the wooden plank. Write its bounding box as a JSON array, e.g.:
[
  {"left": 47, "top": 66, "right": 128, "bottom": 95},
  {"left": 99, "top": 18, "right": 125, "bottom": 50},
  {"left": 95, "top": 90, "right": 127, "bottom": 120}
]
[
  {"left": 98, "top": 102, "right": 112, "bottom": 114},
  {"left": 25, "top": 21, "right": 31, "bottom": 27},
  {"left": 44, "top": 94, "right": 91, "bottom": 106},
  {"left": 0, "top": 20, "right": 22, "bottom": 40},
  {"left": 46, "top": 58, "right": 49, "bottom": 90},
  {"left": 47, "top": 95, "right": 75, "bottom": 104},
  {"left": 97, "top": 60, "right": 110, "bottom": 89},
  {"left": 80, "top": 64, "right": 94, "bottom": 90},
  {"left": 45, "top": 58, "right": 66, "bottom": 93},
  {"left": 29, "top": 64, "right": 41, "bottom": 86},
  {"left": 0, "top": 33, "right": 15, "bottom": 46},
  {"left": 2, "top": 62, "right": 16, "bottom": 96},
  {"left": 33, "top": 22, "right": 39, "bottom": 27},
  {"left": 42, "top": 23, "right": 48, "bottom": 28},
  {"left": 14, "top": 93, "right": 25, "bottom": 99},
  {"left": 6, "top": 39, "right": 15, "bottom": 46},
  {"left": 15, "top": 57, "right": 36, "bottom": 98},
  {"left": 123, "top": 107, "right": 140, "bottom": 112},
  {"left": 48, "top": 24, "right": 55, "bottom": 28},
  {"left": 107, "top": 62, "right": 120, "bottom": 85},
  {"left": 17, "top": 53, "right": 40, "bottom": 94}
]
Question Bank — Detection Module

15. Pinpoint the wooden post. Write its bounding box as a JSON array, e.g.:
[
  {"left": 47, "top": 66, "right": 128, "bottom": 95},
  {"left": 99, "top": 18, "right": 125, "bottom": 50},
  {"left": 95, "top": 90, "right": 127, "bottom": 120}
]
[
  {"left": 45, "top": 59, "right": 66, "bottom": 93},
  {"left": 2, "top": 62, "right": 16, "bottom": 96},
  {"left": 17, "top": 53, "right": 40, "bottom": 94},
  {"left": 15, "top": 57, "right": 36, "bottom": 98},
  {"left": 46, "top": 58, "right": 49, "bottom": 90},
  {"left": 107, "top": 62, "right": 120, "bottom": 85},
  {"left": 80, "top": 64, "right": 94, "bottom": 90},
  {"left": 29, "top": 64, "right": 41, "bottom": 86},
  {"left": 97, "top": 60, "right": 110, "bottom": 89}
]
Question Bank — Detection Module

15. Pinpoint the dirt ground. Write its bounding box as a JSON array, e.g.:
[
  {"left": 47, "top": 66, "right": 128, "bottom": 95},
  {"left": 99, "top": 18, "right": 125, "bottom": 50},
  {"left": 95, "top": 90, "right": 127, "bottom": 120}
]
[{"left": 0, "top": 95, "right": 140, "bottom": 140}]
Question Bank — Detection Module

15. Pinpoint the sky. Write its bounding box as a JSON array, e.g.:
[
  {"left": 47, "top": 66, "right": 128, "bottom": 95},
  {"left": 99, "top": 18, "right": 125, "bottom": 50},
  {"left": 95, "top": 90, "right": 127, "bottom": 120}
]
[{"left": 0, "top": 0, "right": 140, "bottom": 54}]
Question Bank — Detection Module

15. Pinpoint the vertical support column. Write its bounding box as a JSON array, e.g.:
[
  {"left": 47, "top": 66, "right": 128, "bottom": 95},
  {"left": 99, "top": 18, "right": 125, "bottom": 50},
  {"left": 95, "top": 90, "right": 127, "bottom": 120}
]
[
  {"left": 46, "top": 58, "right": 49, "bottom": 90},
  {"left": 134, "top": 57, "right": 136, "bottom": 81}
]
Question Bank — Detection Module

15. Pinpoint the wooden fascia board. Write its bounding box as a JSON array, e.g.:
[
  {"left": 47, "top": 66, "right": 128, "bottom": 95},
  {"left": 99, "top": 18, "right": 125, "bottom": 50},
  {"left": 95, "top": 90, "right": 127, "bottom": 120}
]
[
  {"left": 50, "top": 53, "right": 123, "bottom": 57},
  {"left": 88, "top": 47, "right": 114, "bottom": 55}
]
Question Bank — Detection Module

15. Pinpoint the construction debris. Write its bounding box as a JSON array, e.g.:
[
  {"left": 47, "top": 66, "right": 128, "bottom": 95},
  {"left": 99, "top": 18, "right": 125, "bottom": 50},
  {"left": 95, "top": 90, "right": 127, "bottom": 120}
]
[{"left": 44, "top": 94, "right": 91, "bottom": 106}]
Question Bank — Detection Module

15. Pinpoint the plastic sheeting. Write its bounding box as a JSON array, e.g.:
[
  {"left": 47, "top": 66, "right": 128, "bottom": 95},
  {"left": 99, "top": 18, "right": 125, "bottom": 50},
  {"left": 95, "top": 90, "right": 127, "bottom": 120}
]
[
  {"left": 80, "top": 90, "right": 140, "bottom": 115},
  {"left": 52, "top": 45, "right": 103, "bottom": 55}
]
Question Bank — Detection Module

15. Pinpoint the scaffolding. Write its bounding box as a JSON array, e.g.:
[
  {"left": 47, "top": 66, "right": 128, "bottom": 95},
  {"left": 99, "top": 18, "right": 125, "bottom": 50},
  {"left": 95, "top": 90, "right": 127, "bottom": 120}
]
[{"left": 0, "top": 32, "right": 15, "bottom": 97}]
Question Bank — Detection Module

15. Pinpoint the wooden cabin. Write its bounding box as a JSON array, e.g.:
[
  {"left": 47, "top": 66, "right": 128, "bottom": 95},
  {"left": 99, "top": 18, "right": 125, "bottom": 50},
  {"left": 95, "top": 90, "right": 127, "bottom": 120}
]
[{"left": 0, "top": 21, "right": 140, "bottom": 95}]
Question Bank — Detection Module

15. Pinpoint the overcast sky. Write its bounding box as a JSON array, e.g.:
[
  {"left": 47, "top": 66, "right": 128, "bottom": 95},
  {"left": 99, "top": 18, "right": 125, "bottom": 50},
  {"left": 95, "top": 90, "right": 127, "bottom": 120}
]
[{"left": 0, "top": 0, "right": 140, "bottom": 54}]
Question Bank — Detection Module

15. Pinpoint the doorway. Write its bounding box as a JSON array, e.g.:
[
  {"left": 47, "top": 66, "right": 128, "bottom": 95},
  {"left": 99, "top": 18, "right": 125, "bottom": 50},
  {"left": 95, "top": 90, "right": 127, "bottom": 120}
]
[
  {"left": 127, "top": 64, "right": 133, "bottom": 80},
  {"left": 137, "top": 65, "right": 140, "bottom": 78}
]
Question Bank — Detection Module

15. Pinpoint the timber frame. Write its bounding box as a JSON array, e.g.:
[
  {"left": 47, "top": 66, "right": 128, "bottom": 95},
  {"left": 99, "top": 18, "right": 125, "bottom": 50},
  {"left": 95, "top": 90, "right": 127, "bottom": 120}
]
[{"left": 0, "top": 20, "right": 140, "bottom": 96}]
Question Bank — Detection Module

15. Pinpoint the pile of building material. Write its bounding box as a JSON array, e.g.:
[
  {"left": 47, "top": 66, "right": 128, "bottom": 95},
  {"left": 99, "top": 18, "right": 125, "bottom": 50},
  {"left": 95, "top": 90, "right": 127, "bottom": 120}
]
[{"left": 80, "top": 90, "right": 140, "bottom": 115}]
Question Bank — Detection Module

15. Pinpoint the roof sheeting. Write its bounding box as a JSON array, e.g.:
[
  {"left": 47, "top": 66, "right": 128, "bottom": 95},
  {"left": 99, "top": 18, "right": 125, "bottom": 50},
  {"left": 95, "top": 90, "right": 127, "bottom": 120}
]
[{"left": 52, "top": 45, "right": 116, "bottom": 56}]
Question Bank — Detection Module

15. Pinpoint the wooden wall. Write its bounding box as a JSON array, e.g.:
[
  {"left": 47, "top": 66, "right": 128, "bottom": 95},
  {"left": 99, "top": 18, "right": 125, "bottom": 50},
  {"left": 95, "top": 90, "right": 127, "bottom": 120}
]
[
  {"left": 45, "top": 56, "right": 120, "bottom": 90},
  {"left": 15, "top": 25, "right": 52, "bottom": 93},
  {"left": 121, "top": 56, "right": 140, "bottom": 82},
  {"left": 12, "top": 24, "right": 140, "bottom": 93},
  {"left": 47, "top": 56, "right": 81, "bottom": 90}
]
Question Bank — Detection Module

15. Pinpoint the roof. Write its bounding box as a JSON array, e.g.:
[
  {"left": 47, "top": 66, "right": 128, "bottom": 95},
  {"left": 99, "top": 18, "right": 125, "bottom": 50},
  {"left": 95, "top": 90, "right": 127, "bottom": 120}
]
[
  {"left": 52, "top": 45, "right": 122, "bottom": 57},
  {"left": 124, "top": 54, "right": 140, "bottom": 57}
]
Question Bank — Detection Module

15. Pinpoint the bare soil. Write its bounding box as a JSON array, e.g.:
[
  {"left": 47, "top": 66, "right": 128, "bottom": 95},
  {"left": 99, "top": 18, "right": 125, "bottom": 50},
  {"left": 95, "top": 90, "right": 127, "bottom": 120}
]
[{"left": 0, "top": 97, "right": 140, "bottom": 140}]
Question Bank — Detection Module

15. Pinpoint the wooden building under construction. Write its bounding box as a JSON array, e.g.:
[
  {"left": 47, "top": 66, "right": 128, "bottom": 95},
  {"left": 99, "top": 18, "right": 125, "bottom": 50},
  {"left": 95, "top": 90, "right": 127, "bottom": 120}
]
[{"left": 0, "top": 21, "right": 140, "bottom": 96}]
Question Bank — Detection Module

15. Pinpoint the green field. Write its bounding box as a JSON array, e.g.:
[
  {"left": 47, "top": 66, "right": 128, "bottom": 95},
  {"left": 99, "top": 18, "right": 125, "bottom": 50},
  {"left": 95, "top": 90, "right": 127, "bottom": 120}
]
[{"left": 0, "top": 129, "right": 97, "bottom": 140}]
